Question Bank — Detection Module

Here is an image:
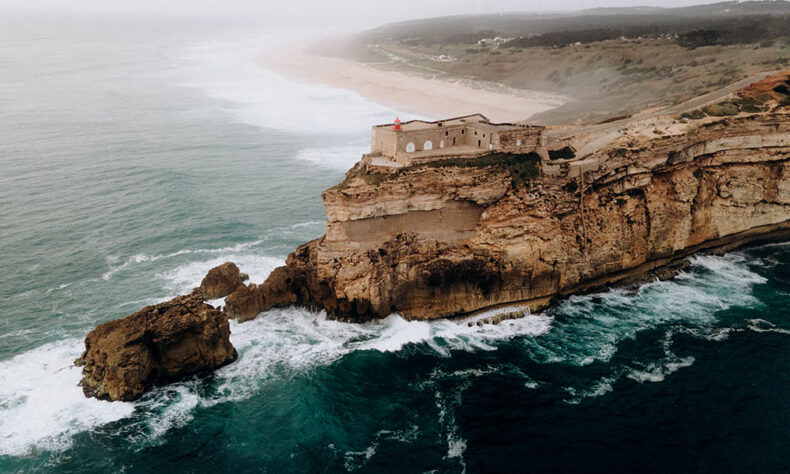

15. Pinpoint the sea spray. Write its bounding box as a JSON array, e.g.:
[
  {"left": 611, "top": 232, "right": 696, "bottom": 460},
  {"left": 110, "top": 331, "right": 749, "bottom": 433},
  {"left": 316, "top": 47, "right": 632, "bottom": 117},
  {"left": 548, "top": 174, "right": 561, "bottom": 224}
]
[{"left": 0, "top": 340, "right": 134, "bottom": 457}]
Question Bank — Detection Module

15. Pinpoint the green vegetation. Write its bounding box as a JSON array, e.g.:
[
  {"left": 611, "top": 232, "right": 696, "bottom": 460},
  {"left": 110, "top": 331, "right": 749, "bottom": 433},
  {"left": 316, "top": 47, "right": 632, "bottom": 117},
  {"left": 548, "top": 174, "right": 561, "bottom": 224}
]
[
  {"left": 548, "top": 147, "right": 576, "bottom": 160},
  {"left": 678, "top": 16, "right": 790, "bottom": 49},
  {"left": 355, "top": 4, "right": 790, "bottom": 50},
  {"left": 341, "top": 152, "right": 542, "bottom": 192},
  {"left": 343, "top": 2, "right": 790, "bottom": 124},
  {"left": 420, "top": 152, "right": 541, "bottom": 190},
  {"left": 702, "top": 102, "right": 741, "bottom": 116},
  {"left": 679, "top": 91, "right": 782, "bottom": 120},
  {"left": 680, "top": 109, "right": 707, "bottom": 120}
]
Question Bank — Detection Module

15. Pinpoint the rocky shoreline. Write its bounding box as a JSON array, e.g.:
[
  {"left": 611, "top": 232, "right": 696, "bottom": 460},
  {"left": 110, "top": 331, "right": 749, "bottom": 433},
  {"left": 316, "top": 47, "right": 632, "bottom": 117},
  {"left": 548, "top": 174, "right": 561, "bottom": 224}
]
[
  {"left": 222, "top": 109, "right": 790, "bottom": 323},
  {"left": 77, "top": 73, "right": 790, "bottom": 401}
]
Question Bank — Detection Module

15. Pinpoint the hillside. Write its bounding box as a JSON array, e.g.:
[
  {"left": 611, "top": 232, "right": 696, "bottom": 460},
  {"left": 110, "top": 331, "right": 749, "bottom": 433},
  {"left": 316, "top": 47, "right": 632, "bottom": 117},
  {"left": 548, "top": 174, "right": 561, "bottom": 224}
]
[{"left": 338, "top": 1, "right": 790, "bottom": 124}]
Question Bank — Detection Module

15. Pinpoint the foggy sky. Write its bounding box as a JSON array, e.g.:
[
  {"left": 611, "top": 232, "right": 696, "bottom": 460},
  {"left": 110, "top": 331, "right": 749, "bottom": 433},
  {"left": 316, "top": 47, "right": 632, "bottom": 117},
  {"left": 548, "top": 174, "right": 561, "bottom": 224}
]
[{"left": 0, "top": 0, "right": 731, "bottom": 28}]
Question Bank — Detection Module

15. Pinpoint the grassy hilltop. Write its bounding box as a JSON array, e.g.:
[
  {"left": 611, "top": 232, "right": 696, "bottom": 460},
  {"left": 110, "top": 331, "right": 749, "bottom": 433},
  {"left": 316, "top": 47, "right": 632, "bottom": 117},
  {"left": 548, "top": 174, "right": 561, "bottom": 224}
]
[{"left": 337, "top": 1, "right": 790, "bottom": 124}]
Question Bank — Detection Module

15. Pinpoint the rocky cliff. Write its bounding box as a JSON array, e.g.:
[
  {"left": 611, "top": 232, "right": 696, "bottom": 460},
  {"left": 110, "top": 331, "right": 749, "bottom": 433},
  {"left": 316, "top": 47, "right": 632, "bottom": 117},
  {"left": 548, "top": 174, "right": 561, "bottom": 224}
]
[
  {"left": 226, "top": 90, "right": 790, "bottom": 323},
  {"left": 77, "top": 291, "right": 237, "bottom": 401}
]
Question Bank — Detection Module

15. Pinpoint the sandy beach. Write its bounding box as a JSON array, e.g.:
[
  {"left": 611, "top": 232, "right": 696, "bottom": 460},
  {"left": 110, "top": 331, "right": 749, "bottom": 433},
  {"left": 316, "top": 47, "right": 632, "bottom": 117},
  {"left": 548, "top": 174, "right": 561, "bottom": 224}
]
[{"left": 260, "top": 43, "right": 566, "bottom": 123}]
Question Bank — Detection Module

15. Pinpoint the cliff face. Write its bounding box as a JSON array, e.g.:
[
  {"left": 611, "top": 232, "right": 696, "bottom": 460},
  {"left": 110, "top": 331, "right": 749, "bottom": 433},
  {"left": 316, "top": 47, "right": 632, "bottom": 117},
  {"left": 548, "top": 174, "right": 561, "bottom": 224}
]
[{"left": 226, "top": 111, "right": 790, "bottom": 322}]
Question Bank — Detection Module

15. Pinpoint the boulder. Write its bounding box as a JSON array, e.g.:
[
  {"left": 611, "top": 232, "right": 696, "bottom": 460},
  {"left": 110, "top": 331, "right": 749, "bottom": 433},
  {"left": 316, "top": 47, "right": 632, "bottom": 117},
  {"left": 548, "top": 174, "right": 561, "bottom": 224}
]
[
  {"left": 224, "top": 267, "right": 300, "bottom": 322},
  {"left": 76, "top": 291, "right": 237, "bottom": 401},
  {"left": 200, "top": 262, "right": 245, "bottom": 299},
  {"left": 224, "top": 283, "right": 264, "bottom": 322}
]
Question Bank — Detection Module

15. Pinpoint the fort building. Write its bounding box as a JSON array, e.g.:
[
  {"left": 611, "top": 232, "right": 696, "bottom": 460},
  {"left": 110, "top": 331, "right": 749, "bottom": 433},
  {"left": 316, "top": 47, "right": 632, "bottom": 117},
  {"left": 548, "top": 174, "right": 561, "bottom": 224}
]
[{"left": 365, "top": 114, "right": 546, "bottom": 167}]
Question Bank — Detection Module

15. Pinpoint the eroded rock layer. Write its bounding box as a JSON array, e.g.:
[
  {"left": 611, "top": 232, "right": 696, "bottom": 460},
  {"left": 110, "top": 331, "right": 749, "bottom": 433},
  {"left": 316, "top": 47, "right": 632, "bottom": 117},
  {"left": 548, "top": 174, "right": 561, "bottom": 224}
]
[
  {"left": 227, "top": 111, "right": 790, "bottom": 322},
  {"left": 77, "top": 291, "right": 237, "bottom": 401}
]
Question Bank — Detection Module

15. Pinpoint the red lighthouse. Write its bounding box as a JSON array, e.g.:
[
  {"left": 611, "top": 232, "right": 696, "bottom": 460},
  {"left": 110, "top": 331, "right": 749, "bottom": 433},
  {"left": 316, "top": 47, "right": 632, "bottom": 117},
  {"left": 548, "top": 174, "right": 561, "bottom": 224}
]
[{"left": 392, "top": 117, "right": 402, "bottom": 131}]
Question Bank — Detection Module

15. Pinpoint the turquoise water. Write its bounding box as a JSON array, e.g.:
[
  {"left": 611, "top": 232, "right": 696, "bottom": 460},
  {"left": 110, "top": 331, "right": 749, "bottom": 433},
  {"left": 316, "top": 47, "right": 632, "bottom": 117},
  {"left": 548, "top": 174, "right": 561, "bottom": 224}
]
[{"left": 1, "top": 11, "right": 788, "bottom": 473}]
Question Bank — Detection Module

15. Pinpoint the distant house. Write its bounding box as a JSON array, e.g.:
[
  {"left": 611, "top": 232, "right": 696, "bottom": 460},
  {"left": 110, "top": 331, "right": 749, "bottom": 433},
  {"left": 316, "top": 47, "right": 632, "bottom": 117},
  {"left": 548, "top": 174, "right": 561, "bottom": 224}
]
[{"left": 367, "top": 114, "right": 546, "bottom": 166}]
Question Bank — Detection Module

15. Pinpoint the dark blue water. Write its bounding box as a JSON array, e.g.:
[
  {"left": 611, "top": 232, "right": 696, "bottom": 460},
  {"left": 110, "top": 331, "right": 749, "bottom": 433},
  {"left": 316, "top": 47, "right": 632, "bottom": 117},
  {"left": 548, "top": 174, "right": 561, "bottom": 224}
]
[{"left": 0, "top": 11, "right": 788, "bottom": 474}]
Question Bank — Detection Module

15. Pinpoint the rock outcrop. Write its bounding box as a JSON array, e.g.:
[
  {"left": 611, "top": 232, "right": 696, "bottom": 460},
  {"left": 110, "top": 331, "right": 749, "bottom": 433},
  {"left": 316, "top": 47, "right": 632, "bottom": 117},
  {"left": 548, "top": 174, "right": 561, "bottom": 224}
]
[
  {"left": 227, "top": 98, "right": 790, "bottom": 322},
  {"left": 200, "top": 262, "right": 248, "bottom": 299},
  {"left": 76, "top": 291, "right": 237, "bottom": 401}
]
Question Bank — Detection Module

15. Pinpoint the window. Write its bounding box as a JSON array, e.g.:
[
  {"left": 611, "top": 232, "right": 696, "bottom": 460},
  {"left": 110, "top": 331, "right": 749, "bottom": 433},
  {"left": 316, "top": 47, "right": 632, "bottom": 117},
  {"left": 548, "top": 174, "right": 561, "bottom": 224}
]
[
  {"left": 406, "top": 142, "right": 415, "bottom": 153},
  {"left": 424, "top": 140, "right": 433, "bottom": 151},
  {"left": 474, "top": 131, "right": 477, "bottom": 136},
  {"left": 461, "top": 129, "right": 465, "bottom": 135},
  {"left": 440, "top": 140, "right": 445, "bottom": 148},
  {"left": 445, "top": 131, "right": 448, "bottom": 136},
  {"left": 453, "top": 137, "right": 456, "bottom": 145},
  {"left": 516, "top": 140, "right": 522, "bottom": 146},
  {"left": 477, "top": 140, "right": 481, "bottom": 147},
  {"left": 483, "top": 133, "right": 486, "bottom": 138}
]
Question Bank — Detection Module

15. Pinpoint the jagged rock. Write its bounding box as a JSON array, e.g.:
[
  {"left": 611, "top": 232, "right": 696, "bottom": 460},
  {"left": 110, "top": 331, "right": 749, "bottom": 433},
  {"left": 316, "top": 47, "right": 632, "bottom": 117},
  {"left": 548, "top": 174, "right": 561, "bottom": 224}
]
[
  {"left": 224, "top": 283, "right": 263, "bottom": 322},
  {"left": 200, "top": 262, "right": 245, "bottom": 299},
  {"left": 76, "top": 291, "right": 237, "bottom": 401},
  {"left": 235, "top": 111, "right": 790, "bottom": 323},
  {"left": 224, "top": 267, "right": 299, "bottom": 322}
]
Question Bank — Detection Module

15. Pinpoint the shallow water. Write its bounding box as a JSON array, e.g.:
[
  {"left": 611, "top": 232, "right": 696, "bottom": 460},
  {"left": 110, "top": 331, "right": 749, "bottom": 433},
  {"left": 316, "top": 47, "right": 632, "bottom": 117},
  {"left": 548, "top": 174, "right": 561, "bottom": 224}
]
[{"left": 0, "top": 11, "right": 788, "bottom": 473}]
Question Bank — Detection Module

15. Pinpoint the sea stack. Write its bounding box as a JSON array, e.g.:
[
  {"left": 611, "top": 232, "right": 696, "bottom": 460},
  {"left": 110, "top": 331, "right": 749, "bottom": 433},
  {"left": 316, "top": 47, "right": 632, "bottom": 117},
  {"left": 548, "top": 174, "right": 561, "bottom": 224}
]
[{"left": 76, "top": 290, "right": 237, "bottom": 401}]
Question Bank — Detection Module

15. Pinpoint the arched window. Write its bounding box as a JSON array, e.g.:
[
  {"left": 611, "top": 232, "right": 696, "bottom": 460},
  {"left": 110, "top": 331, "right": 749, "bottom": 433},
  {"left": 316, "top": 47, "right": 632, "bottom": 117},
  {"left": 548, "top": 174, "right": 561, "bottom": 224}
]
[
  {"left": 516, "top": 139, "right": 522, "bottom": 146},
  {"left": 439, "top": 140, "right": 445, "bottom": 148},
  {"left": 406, "top": 142, "right": 415, "bottom": 153},
  {"left": 424, "top": 140, "right": 433, "bottom": 151}
]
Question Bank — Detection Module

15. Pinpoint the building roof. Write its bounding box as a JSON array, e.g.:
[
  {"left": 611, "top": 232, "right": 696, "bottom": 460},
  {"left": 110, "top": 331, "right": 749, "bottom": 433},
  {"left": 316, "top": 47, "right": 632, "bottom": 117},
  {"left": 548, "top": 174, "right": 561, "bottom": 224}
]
[
  {"left": 373, "top": 113, "right": 544, "bottom": 133},
  {"left": 373, "top": 114, "right": 490, "bottom": 130}
]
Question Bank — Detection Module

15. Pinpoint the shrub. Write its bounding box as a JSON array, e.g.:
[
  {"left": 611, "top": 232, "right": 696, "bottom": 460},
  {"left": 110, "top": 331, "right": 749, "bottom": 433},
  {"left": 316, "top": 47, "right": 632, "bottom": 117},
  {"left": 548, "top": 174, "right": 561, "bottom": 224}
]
[
  {"left": 549, "top": 147, "right": 577, "bottom": 160},
  {"left": 422, "top": 152, "right": 541, "bottom": 190},
  {"left": 702, "top": 102, "right": 740, "bottom": 116},
  {"left": 680, "top": 109, "right": 707, "bottom": 120}
]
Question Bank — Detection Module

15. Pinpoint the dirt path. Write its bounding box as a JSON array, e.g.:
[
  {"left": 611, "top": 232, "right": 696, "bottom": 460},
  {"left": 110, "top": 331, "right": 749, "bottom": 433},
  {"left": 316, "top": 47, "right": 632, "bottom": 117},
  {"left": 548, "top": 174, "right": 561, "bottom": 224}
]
[{"left": 546, "top": 71, "right": 778, "bottom": 157}]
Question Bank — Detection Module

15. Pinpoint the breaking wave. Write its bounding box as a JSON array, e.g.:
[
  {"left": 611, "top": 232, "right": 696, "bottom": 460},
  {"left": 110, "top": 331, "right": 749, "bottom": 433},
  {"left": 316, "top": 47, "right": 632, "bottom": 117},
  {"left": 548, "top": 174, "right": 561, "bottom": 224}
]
[
  {"left": 0, "top": 340, "right": 134, "bottom": 457},
  {"left": 0, "top": 250, "right": 779, "bottom": 456},
  {"left": 174, "top": 34, "right": 407, "bottom": 136}
]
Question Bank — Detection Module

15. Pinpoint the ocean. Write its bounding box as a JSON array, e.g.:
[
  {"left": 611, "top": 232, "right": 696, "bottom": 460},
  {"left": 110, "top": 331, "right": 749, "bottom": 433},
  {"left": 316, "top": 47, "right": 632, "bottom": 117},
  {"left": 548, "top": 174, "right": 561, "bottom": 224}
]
[{"left": 0, "top": 11, "right": 788, "bottom": 473}]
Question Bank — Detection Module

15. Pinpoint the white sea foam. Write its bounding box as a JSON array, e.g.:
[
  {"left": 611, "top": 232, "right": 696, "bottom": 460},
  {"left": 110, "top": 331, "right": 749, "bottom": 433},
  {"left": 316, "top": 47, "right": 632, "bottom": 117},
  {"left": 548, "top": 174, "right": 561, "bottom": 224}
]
[
  {"left": 157, "top": 254, "right": 284, "bottom": 296},
  {"left": 1, "top": 251, "right": 774, "bottom": 453},
  {"left": 436, "top": 381, "right": 469, "bottom": 473},
  {"left": 121, "top": 309, "right": 553, "bottom": 443},
  {"left": 102, "top": 240, "right": 264, "bottom": 281},
  {"left": 745, "top": 318, "right": 790, "bottom": 335},
  {"left": 295, "top": 145, "right": 368, "bottom": 170},
  {"left": 0, "top": 339, "right": 135, "bottom": 457},
  {"left": 174, "top": 34, "right": 421, "bottom": 137},
  {"left": 553, "top": 253, "right": 768, "bottom": 403},
  {"left": 343, "top": 424, "right": 419, "bottom": 471},
  {"left": 529, "top": 253, "right": 767, "bottom": 368},
  {"left": 563, "top": 374, "right": 618, "bottom": 405}
]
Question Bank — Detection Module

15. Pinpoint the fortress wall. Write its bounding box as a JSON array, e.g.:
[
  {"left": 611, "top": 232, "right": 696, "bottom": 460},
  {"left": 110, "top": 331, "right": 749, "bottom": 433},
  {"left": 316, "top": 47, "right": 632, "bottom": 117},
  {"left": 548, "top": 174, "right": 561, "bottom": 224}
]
[
  {"left": 465, "top": 126, "right": 495, "bottom": 149},
  {"left": 496, "top": 129, "right": 544, "bottom": 150},
  {"left": 395, "top": 126, "right": 464, "bottom": 154},
  {"left": 371, "top": 128, "right": 398, "bottom": 157}
]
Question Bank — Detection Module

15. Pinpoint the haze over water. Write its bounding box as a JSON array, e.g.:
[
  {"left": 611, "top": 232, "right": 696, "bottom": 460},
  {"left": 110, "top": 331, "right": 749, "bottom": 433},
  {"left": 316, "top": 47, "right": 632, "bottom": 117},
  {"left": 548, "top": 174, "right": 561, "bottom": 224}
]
[{"left": 0, "top": 11, "right": 788, "bottom": 473}]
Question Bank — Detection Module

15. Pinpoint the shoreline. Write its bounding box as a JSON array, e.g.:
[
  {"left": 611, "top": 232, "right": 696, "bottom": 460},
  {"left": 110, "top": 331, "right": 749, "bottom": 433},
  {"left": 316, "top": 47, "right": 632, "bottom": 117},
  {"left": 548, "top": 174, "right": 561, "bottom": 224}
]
[{"left": 259, "top": 41, "right": 567, "bottom": 123}]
